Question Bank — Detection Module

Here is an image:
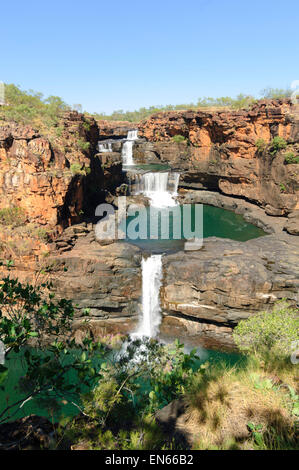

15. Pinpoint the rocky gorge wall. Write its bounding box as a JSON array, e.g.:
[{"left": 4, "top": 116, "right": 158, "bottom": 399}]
[
  {"left": 0, "top": 112, "right": 125, "bottom": 229},
  {"left": 0, "top": 111, "right": 125, "bottom": 259},
  {"left": 0, "top": 100, "right": 298, "bottom": 350},
  {"left": 136, "top": 99, "right": 299, "bottom": 216}
]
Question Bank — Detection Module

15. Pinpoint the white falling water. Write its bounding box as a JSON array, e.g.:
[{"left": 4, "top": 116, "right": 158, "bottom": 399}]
[
  {"left": 122, "top": 140, "right": 134, "bottom": 166},
  {"left": 127, "top": 129, "right": 138, "bottom": 140},
  {"left": 126, "top": 138, "right": 180, "bottom": 339},
  {"left": 133, "top": 172, "right": 180, "bottom": 338},
  {"left": 135, "top": 172, "right": 180, "bottom": 208},
  {"left": 98, "top": 142, "right": 113, "bottom": 153},
  {"left": 134, "top": 254, "right": 163, "bottom": 338},
  {"left": 121, "top": 130, "right": 138, "bottom": 166}
]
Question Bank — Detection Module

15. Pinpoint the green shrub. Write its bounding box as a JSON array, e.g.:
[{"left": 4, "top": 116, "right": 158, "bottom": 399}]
[
  {"left": 82, "top": 338, "right": 199, "bottom": 427},
  {"left": 0, "top": 207, "right": 26, "bottom": 227},
  {"left": 55, "top": 126, "right": 63, "bottom": 137},
  {"left": 82, "top": 121, "right": 91, "bottom": 131},
  {"left": 0, "top": 263, "right": 107, "bottom": 424},
  {"left": 70, "top": 163, "right": 82, "bottom": 175},
  {"left": 270, "top": 136, "right": 287, "bottom": 155},
  {"left": 77, "top": 139, "right": 90, "bottom": 152},
  {"left": 279, "top": 183, "right": 287, "bottom": 193},
  {"left": 255, "top": 138, "right": 266, "bottom": 153},
  {"left": 260, "top": 87, "right": 292, "bottom": 99},
  {"left": 172, "top": 134, "right": 187, "bottom": 143},
  {"left": 233, "top": 301, "right": 299, "bottom": 364},
  {"left": 70, "top": 163, "right": 91, "bottom": 176},
  {"left": 284, "top": 152, "right": 299, "bottom": 164}
]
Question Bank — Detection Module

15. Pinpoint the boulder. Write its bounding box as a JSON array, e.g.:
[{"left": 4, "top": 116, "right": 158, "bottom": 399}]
[{"left": 284, "top": 210, "right": 299, "bottom": 235}]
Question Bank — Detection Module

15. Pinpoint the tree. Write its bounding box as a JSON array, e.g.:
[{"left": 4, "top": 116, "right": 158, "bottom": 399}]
[
  {"left": 82, "top": 337, "right": 199, "bottom": 427},
  {"left": 0, "top": 261, "right": 106, "bottom": 424}
]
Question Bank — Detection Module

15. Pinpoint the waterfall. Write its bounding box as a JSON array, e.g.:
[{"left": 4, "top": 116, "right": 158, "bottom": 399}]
[
  {"left": 127, "top": 129, "right": 138, "bottom": 140},
  {"left": 132, "top": 172, "right": 180, "bottom": 338},
  {"left": 98, "top": 142, "right": 113, "bottom": 152},
  {"left": 121, "top": 129, "right": 138, "bottom": 166},
  {"left": 135, "top": 254, "right": 163, "bottom": 338},
  {"left": 135, "top": 171, "right": 180, "bottom": 208},
  {"left": 126, "top": 136, "right": 180, "bottom": 339},
  {"left": 122, "top": 140, "right": 134, "bottom": 166}
]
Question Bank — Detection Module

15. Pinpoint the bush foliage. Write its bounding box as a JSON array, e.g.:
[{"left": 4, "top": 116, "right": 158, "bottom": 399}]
[
  {"left": 172, "top": 134, "right": 187, "bottom": 143},
  {"left": 0, "top": 207, "right": 26, "bottom": 227},
  {"left": 233, "top": 301, "right": 299, "bottom": 363},
  {"left": 255, "top": 138, "right": 267, "bottom": 153},
  {"left": 284, "top": 152, "right": 299, "bottom": 164},
  {"left": 0, "top": 262, "right": 108, "bottom": 424},
  {"left": 270, "top": 136, "right": 287, "bottom": 155},
  {"left": 0, "top": 84, "right": 70, "bottom": 128}
]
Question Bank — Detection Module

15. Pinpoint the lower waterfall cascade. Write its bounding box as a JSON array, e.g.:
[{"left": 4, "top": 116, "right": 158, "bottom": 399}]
[{"left": 135, "top": 254, "right": 163, "bottom": 338}]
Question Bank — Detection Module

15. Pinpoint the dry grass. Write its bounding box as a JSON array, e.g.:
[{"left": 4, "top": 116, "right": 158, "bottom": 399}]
[
  {"left": 179, "top": 361, "right": 298, "bottom": 450},
  {"left": 0, "top": 222, "right": 52, "bottom": 261}
]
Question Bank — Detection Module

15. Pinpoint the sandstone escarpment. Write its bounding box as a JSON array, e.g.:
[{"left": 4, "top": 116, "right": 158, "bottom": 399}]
[
  {"left": 0, "top": 113, "right": 93, "bottom": 228},
  {"left": 0, "top": 112, "right": 124, "bottom": 230},
  {"left": 97, "top": 119, "right": 135, "bottom": 139},
  {"left": 136, "top": 100, "right": 299, "bottom": 216}
]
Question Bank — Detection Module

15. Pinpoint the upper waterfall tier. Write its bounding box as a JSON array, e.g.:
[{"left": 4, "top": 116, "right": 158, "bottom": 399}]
[{"left": 121, "top": 129, "right": 138, "bottom": 166}]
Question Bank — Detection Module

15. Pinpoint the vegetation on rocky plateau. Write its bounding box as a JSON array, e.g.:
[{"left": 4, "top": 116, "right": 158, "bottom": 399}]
[
  {"left": 0, "top": 83, "right": 294, "bottom": 126},
  {"left": 94, "top": 88, "right": 293, "bottom": 122}
]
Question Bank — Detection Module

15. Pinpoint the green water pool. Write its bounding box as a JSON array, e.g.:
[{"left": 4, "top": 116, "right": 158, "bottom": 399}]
[{"left": 121, "top": 203, "right": 265, "bottom": 253}]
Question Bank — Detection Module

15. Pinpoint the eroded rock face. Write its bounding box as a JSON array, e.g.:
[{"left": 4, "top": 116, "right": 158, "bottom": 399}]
[
  {"left": 97, "top": 119, "right": 135, "bottom": 139},
  {"left": 135, "top": 100, "right": 299, "bottom": 215},
  {"left": 161, "top": 234, "right": 299, "bottom": 349},
  {"left": 0, "top": 112, "right": 124, "bottom": 229},
  {"left": 47, "top": 235, "right": 142, "bottom": 339},
  {"left": 284, "top": 210, "right": 299, "bottom": 235}
]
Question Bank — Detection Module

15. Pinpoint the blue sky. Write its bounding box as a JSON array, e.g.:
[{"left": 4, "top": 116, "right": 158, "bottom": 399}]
[{"left": 1, "top": 0, "right": 298, "bottom": 113}]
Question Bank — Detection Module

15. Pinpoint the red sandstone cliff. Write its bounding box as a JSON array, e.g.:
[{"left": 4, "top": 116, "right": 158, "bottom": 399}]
[
  {"left": 136, "top": 99, "right": 299, "bottom": 215},
  {"left": 0, "top": 112, "right": 99, "bottom": 227}
]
